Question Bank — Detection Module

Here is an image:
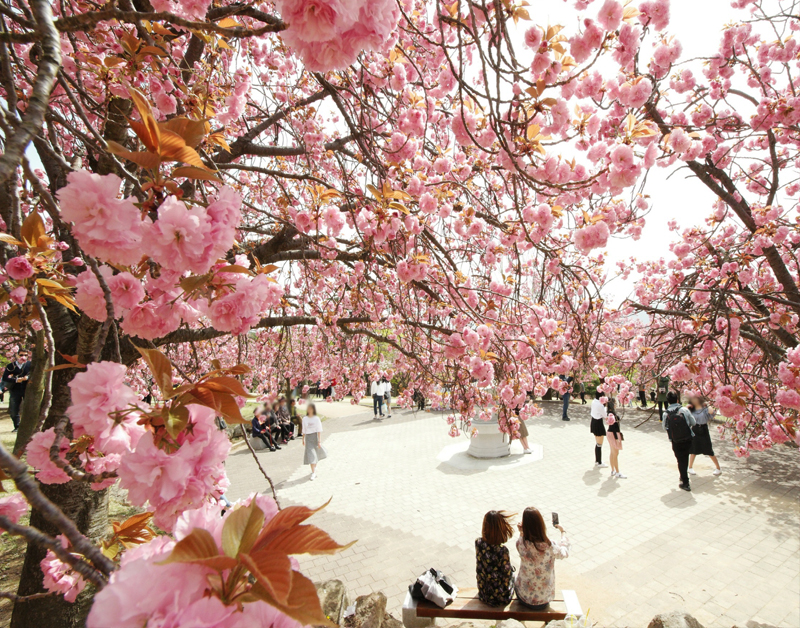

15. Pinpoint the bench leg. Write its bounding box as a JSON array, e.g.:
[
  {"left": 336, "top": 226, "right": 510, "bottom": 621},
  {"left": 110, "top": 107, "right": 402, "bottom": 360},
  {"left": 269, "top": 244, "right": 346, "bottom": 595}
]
[{"left": 402, "top": 592, "right": 435, "bottom": 628}]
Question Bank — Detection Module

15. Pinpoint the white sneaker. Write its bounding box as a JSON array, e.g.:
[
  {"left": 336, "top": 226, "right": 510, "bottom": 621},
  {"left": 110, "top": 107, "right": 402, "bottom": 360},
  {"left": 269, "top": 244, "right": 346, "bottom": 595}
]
[
  {"left": 595, "top": 462, "right": 608, "bottom": 468},
  {"left": 688, "top": 468, "right": 696, "bottom": 475},
  {"left": 523, "top": 449, "right": 532, "bottom": 454},
  {"left": 712, "top": 469, "right": 722, "bottom": 476},
  {"left": 310, "top": 473, "right": 317, "bottom": 481},
  {"left": 610, "top": 471, "right": 618, "bottom": 477},
  {"left": 616, "top": 473, "right": 627, "bottom": 479}
]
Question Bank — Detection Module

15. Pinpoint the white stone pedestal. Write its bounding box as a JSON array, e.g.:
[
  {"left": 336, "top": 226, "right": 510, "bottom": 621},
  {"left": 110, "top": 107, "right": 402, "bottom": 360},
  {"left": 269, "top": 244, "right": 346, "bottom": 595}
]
[{"left": 467, "top": 421, "right": 510, "bottom": 458}]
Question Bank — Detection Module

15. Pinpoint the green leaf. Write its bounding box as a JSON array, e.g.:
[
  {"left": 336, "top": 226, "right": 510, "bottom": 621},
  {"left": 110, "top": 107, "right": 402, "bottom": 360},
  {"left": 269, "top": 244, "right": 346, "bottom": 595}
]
[
  {"left": 135, "top": 346, "right": 174, "bottom": 399},
  {"left": 222, "top": 499, "right": 265, "bottom": 559}
]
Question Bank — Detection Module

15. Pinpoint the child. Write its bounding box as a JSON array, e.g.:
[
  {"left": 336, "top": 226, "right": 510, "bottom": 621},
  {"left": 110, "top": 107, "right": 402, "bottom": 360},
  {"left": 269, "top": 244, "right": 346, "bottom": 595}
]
[
  {"left": 606, "top": 398, "right": 626, "bottom": 479},
  {"left": 475, "top": 511, "right": 515, "bottom": 607}
]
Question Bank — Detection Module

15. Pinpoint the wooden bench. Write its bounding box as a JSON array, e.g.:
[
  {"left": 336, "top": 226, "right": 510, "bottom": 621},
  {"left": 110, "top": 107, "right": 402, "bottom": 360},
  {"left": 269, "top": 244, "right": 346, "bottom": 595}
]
[{"left": 402, "top": 588, "right": 582, "bottom": 627}]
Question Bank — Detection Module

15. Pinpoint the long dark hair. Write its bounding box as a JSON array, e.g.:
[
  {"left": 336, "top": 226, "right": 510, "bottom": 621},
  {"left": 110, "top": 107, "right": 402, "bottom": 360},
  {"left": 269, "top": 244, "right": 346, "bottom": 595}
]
[
  {"left": 521, "top": 507, "right": 550, "bottom": 551},
  {"left": 481, "top": 511, "right": 514, "bottom": 546},
  {"left": 306, "top": 403, "right": 317, "bottom": 416}
]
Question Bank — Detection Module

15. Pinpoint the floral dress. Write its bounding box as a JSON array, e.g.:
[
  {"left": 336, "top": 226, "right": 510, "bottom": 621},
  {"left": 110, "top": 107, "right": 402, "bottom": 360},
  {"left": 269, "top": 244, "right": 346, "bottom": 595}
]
[
  {"left": 514, "top": 535, "right": 570, "bottom": 606},
  {"left": 475, "top": 538, "right": 514, "bottom": 606}
]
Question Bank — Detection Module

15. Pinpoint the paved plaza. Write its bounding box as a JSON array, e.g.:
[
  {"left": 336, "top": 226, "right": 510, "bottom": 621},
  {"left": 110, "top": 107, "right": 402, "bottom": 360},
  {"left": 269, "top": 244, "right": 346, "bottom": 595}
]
[{"left": 226, "top": 399, "right": 799, "bottom": 628}]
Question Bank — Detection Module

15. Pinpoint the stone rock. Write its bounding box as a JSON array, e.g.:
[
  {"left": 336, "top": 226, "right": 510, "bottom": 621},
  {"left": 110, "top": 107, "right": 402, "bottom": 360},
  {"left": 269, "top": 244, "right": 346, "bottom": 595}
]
[
  {"left": 249, "top": 434, "right": 267, "bottom": 450},
  {"left": 544, "top": 622, "right": 566, "bottom": 628},
  {"left": 497, "top": 620, "right": 526, "bottom": 628},
  {"left": 344, "top": 592, "right": 387, "bottom": 628},
  {"left": 315, "top": 580, "right": 349, "bottom": 626},
  {"left": 383, "top": 613, "right": 403, "bottom": 628},
  {"left": 647, "top": 612, "right": 705, "bottom": 628},
  {"left": 447, "top": 623, "right": 481, "bottom": 628}
]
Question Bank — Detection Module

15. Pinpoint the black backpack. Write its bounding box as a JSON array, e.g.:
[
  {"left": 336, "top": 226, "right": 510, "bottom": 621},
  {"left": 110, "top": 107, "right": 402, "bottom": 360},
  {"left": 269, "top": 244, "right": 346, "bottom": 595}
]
[{"left": 666, "top": 409, "right": 693, "bottom": 443}]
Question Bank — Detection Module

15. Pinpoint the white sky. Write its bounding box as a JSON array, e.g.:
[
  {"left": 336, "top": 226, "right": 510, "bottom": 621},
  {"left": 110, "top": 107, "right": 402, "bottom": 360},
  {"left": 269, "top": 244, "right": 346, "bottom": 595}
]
[{"left": 519, "top": 0, "right": 737, "bottom": 305}]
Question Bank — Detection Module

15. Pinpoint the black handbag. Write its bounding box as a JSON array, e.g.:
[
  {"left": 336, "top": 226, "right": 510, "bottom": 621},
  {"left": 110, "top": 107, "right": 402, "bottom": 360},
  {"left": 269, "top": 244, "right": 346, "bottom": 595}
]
[{"left": 409, "top": 568, "right": 456, "bottom": 608}]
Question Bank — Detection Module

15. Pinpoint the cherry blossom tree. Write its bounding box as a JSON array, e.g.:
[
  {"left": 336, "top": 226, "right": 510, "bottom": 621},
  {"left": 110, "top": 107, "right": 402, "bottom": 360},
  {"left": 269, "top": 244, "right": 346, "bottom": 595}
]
[
  {"left": 0, "top": 0, "right": 792, "bottom": 626},
  {"left": 618, "top": 0, "right": 800, "bottom": 455}
]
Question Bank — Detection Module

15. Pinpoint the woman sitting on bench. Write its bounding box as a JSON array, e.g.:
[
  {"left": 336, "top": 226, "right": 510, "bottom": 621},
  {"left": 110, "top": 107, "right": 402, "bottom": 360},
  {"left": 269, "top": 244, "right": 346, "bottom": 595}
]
[
  {"left": 515, "top": 507, "right": 569, "bottom": 610},
  {"left": 475, "top": 511, "right": 515, "bottom": 607}
]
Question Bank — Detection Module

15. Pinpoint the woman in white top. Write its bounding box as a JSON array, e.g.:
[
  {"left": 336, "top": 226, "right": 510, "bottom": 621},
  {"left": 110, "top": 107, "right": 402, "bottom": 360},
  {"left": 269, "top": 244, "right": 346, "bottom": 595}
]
[
  {"left": 302, "top": 403, "right": 327, "bottom": 481},
  {"left": 590, "top": 390, "right": 608, "bottom": 468},
  {"left": 370, "top": 379, "right": 384, "bottom": 419}
]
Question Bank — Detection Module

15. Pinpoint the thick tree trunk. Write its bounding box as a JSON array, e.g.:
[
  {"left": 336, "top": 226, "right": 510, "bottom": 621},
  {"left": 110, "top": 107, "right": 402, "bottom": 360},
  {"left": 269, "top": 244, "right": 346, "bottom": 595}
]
[
  {"left": 13, "top": 329, "right": 46, "bottom": 455},
  {"left": 11, "top": 307, "right": 110, "bottom": 628}
]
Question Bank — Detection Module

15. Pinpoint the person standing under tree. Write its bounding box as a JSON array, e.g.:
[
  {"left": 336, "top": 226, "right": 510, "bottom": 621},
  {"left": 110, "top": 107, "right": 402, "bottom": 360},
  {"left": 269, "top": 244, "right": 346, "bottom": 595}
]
[
  {"left": 663, "top": 392, "right": 696, "bottom": 492},
  {"left": 606, "top": 398, "right": 626, "bottom": 479},
  {"left": 3, "top": 349, "right": 30, "bottom": 432},
  {"left": 371, "top": 377, "right": 384, "bottom": 419},
  {"left": 638, "top": 379, "right": 648, "bottom": 408},
  {"left": 382, "top": 375, "right": 393, "bottom": 418},
  {"left": 302, "top": 403, "right": 326, "bottom": 481},
  {"left": 656, "top": 372, "right": 671, "bottom": 421},
  {"left": 590, "top": 390, "right": 608, "bottom": 468},
  {"left": 560, "top": 373, "right": 574, "bottom": 421},
  {"left": 579, "top": 380, "right": 586, "bottom": 405},
  {"left": 687, "top": 396, "right": 722, "bottom": 477}
]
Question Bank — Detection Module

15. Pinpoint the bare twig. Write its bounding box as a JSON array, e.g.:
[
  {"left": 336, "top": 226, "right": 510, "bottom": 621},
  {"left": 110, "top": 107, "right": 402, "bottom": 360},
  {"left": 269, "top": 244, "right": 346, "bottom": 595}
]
[
  {"left": 239, "top": 424, "right": 280, "bottom": 510},
  {"left": 0, "top": 0, "right": 61, "bottom": 182},
  {"left": 0, "top": 514, "right": 105, "bottom": 588},
  {"left": 0, "top": 444, "right": 116, "bottom": 578}
]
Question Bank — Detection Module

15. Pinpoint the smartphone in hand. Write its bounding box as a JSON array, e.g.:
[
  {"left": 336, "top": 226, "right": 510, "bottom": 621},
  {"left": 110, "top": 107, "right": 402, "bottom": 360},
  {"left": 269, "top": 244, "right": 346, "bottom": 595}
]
[{"left": 552, "top": 512, "right": 559, "bottom": 527}]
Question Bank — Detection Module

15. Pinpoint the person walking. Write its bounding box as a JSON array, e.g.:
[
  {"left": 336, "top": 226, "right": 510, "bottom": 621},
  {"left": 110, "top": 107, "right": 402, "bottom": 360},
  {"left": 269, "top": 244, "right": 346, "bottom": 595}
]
[
  {"left": 251, "top": 407, "right": 278, "bottom": 452},
  {"left": 656, "top": 372, "right": 671, "bottom": 420},
  {"left": 606, "top": 398, "right": 626, "bottom": 479},
  {"left": 687, "top": 396, "right": 722, "bottom": 476},
  {"left": 579, "top": 381, "right": 586, "bottom": 405},
  {"left": 3, "top": 349, "right": 30, "bottom": 432},
  {"left": 560, "top": 374, "right": 574, "bottom": 421},
  {"left": 302, "top": 403, "right": 327, "bottom": 481},
  {"left": 638, "top": 379, "right": 648, "bottom": 408},
  {"left": 382, "top": 376, "right": 393, "bottom": 418},
  {"left": 663, "top": 392, "right": 696, "bottom": 491},
  {"left": 371, "top": 377, "right": 384, "bottom": 419},
  {"left": 590, "top": 390, "right": 608, "bottom": 468},
  {"left": 475, "top": 511, "right": 515, "bottom": 607},
  {"left": 514, "top": 507, "right": 569, "bottom": 609}
]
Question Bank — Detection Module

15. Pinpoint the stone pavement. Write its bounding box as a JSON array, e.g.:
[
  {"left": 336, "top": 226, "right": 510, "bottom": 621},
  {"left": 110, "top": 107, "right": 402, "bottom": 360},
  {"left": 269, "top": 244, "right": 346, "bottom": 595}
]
[{"left": 225, "top": 400, "right": 800, "bottom": 628}]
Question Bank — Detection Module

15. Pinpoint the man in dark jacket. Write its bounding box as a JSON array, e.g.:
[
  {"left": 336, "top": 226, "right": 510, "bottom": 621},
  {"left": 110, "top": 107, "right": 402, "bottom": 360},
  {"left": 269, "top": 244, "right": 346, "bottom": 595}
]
[
  {"left": 251, "top": 407, "right": 278, "bottom": 452},
  {"left": 3, "top": 350, "right": 30, "bottom": 431}
]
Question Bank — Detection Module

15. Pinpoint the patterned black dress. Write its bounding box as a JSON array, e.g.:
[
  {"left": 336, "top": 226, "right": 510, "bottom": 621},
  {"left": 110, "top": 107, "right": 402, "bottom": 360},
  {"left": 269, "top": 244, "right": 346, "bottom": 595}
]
[{"left": 475, "top": 538, "right": 514, "bottom": 606}]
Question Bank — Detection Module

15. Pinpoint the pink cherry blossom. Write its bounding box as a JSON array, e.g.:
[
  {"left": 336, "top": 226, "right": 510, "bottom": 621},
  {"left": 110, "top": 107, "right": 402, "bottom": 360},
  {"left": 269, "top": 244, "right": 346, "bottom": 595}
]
[
  {"left": 26, "top": 428, "right": 71, "bottom": 484},
  {"left": 108, "top": 272, "right": 146, "bottom": 311},
  {"left": 9, "top": 286, "right": 27, "bottom": 304},
  {"left": 117, "top": 405, "right": 230, "bottom": 530},
  {"left": 573, "top": 221, "right": 611, "bottom": 254},
  {"left": 67, "top": 362, "right": 146, "bottom": 454},
  {"left": 57, "top": 171, "right": 150, "bottom": 266},
  {"left": 74, "top": 267, "right": 110, "bottom": 321},
  {"left": 41, "top": 537, "right": 87, "bottom": 603},
  {"left": 0, "top": 493, "right": 28, "bottom": 528},
  {"left": 5, "top": 256, "right": 34, "bottom": 280}
]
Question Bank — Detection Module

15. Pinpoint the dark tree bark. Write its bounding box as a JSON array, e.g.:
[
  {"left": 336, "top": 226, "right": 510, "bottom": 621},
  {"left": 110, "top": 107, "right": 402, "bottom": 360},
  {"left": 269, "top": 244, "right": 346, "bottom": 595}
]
[
  {"left": 11, "top": 306, "right": 110, "bottom": 628},
  {"left": 13, "top": 328, "right": 46, "bottom": 455}
]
